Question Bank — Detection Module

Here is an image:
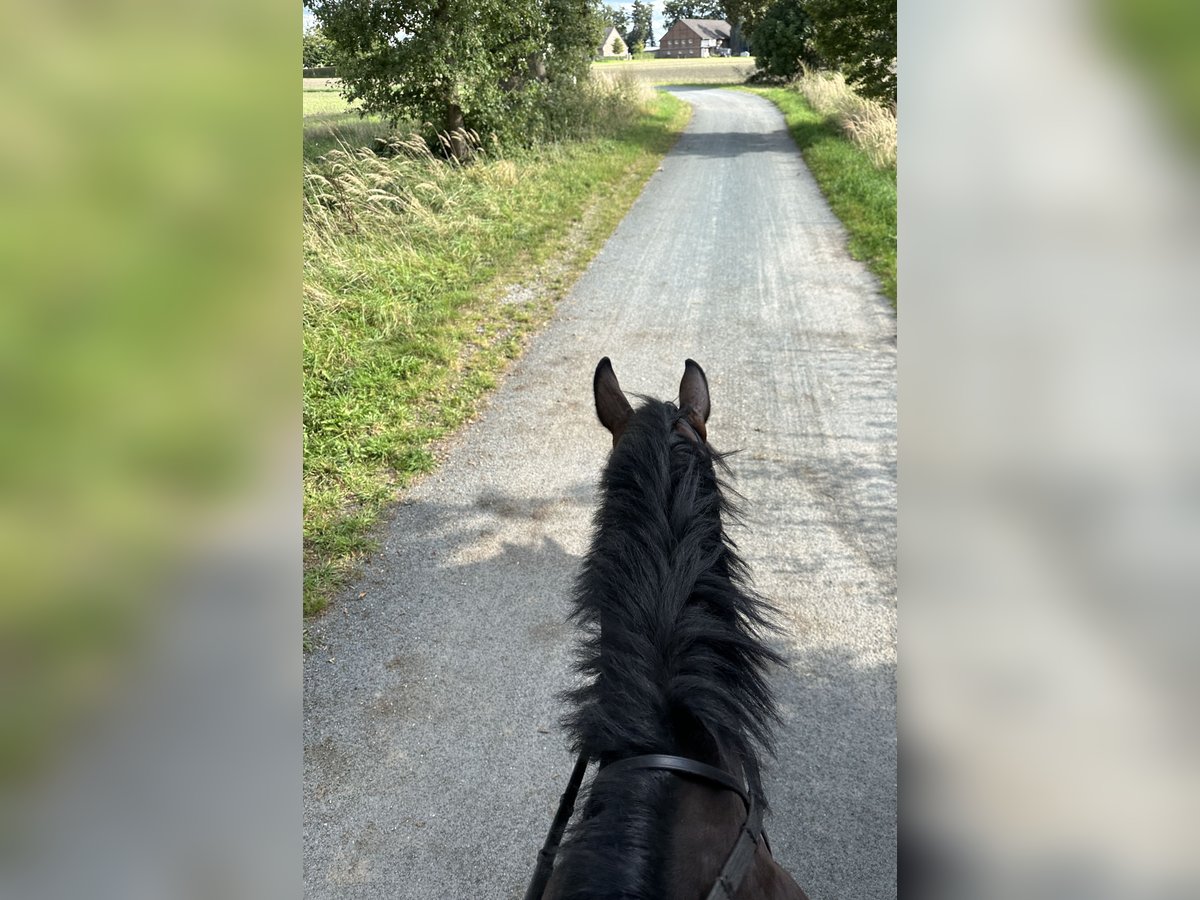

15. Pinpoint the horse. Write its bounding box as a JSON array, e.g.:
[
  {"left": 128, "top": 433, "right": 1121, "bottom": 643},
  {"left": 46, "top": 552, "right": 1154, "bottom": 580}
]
[{"left": 524, "top": 358, "right": 808, "bottom": 900}]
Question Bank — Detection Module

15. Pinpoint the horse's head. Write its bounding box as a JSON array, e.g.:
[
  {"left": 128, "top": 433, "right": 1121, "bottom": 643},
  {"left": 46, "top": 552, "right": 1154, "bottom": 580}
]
[{"left": 593, "top": 357, "right": 711, "bottom": 448}]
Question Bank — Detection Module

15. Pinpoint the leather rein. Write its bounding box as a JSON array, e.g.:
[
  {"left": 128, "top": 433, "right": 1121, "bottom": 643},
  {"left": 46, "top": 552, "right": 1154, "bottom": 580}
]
[{"left": 523, "top": 751, "right": 768, "bottom": 900}]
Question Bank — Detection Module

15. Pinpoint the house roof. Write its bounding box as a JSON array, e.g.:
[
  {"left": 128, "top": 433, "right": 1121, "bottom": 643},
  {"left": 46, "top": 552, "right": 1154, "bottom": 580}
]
[{"left": 676, "top": 18, "right": 731, "bottom": 41}]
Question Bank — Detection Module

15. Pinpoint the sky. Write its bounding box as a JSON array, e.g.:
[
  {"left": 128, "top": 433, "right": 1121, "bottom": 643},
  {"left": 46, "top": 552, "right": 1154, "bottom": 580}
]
[{"left": 304, "top": 4, "right": 673, "bottom": 47}]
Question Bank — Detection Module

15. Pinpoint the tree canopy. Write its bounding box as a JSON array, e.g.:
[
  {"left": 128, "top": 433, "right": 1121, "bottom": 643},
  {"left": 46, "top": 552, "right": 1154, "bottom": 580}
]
[
  {"left": 662, "top": 1, "right": 725, "bottom": 24},
  {"left": 624, "top": 0, "right": 656, "bottom": 50},
  {"left": 722, "top": 0, "right": 773, "bottom": 36},
  {"left": 752, "top": 1, "right": 820, "bottom": 79},
  {"left": 303, "top": 25, "right": 336, "bottom": 69},
  {"left": 805, "top": 0, "right": 895, "bottom": 104},
  {"left": 311, "top": 0, "right": 606, "bottom": 155}
]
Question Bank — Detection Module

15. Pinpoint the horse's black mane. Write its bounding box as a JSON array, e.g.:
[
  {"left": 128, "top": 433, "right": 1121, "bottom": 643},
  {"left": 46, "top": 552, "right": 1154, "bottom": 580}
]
[{"left": 552, "top": 397, "right": 783, "bottom": 898}]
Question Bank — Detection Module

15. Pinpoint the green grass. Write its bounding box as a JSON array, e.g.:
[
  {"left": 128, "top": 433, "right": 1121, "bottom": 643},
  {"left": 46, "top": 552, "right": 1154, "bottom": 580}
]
[
  {"left": 303, "top": 114, "right": 396, "bottom": 163},
  {"left": 303, "top": 93, "right": 690, "bottom": 616},
  {"left": 740, "top": 86, "right": 896, "bottom": 302},
  {"left": 302, "top": 87, "right": 397, "bottom": 162},
  {"left": 303, "top": 90, "right": 361, "bottom": 117}
]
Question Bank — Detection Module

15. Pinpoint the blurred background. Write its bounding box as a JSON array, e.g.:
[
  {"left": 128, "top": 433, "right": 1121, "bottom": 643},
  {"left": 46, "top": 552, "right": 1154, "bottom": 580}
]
[
  {"left": 902, "top": 0, "right": 1200, "bottom": 896},
  {"left": 0, "top": 0, "right": 1196, "bottom": 896},
  {"left": 0, "top": 0, "right": 299, "bottom": 896}
]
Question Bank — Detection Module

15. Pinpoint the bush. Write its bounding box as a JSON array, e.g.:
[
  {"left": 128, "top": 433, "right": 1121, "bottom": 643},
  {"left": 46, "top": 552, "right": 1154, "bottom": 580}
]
[
  {"left": 804, "top": 0, "right": 896, "bottom": 105},
  {"left": 491, "top": 71, "right": 655, "bottom": 149},
  {"left": 753, "top": 0, "right": 821, "bottom": 80}
]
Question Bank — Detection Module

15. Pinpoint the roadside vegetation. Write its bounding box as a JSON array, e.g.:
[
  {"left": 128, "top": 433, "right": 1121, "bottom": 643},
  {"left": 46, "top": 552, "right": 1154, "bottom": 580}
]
[
  {"left": 303, "top": 77, "right": 689, "bottom": 615},
  {"left": 789, "top": 67, "right": 895, "bottom": 168},
  {"left": 751, "top": 0, "right": 896, "bottom": 104},
  {"left": 742, "top": 81, "right": 896, "bottom": 301}
]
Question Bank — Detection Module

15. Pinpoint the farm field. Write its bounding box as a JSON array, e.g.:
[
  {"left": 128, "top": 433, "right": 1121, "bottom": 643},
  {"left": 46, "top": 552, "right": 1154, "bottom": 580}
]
[
  {"left": 592, "top": 55, "right": 757, "bottom": 84},
  {"left": 302, "top": 82, "right": 392, "bottom": 161},
  {"left": 303, "top": 89, "right": 360, "bottom": 117}
]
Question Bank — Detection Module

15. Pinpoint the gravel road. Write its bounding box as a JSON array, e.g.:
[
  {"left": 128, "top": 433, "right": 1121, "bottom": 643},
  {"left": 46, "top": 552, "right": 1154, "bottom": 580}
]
[{"left": 303, "top": 86, "right": 896, "bottom": 900}]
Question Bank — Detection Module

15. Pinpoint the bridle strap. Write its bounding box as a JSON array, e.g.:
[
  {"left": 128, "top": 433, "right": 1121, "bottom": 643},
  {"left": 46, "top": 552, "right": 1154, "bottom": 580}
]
[
  {"left": 705, "top": 795, "right": 764, "bottom": 900},
  {"left": 594, "top": 753, "right": 750, "bottom": 808},
  {"left": 524, "top": 753, "right": 767, "bottom": 900},
  {"left": 523, "top": 751, "right": 590, "bottom": 900},
  {"left": 594, "top": 754, "right": 764, "bottom": 900}
]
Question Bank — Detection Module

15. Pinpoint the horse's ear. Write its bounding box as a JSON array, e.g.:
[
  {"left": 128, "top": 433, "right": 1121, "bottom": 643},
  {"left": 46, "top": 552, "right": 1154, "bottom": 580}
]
[
  {"left": 594, "top": 357, "right": 632, "bottom": 443},
  {"left": 679, "top": 359, "right": 710, "bottom": 440}
]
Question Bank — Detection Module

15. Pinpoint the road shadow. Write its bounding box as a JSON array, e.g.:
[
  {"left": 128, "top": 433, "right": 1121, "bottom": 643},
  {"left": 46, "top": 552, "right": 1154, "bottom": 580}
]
[
  {"left": 735, "top": 448, "right": 896, "bottom": 599},
  {"left": 307, "top": 478, "right": 893, "bottom": 900},
  {"left": 765, "top": 644, "right": 897, "bottom": 900},
  {"left": 667, "top": 128, "right": 796, "bottom": 160}
]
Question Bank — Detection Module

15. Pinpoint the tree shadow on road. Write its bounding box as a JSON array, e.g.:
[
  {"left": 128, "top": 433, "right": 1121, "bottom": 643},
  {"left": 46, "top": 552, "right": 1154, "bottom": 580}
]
[
  {"left": 764, "top": 644, "right": 896, "bottom": 900},
  {"left": 305, "top": 472, "right": 894, "bottom": 900},
  {"left": 667, "top": 128, "right": 795, "bottom": 160}
]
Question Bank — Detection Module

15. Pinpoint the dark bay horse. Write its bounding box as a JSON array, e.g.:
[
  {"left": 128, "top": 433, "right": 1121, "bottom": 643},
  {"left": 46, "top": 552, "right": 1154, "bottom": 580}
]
[{"left": 526, "top": 359, "right": 808, "bottom": 900}]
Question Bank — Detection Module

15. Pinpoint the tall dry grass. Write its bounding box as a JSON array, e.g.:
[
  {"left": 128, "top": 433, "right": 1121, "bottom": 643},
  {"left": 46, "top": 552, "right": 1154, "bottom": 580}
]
[
  {"left": 303, "top": 72, "right": 657, "bottom": 252},
  {"left": 304, "top": 133, "right": 475, "bottom": 233},
  {"left": 586, "top": 68, "right": 657, "bottom": 108},
  {"left": 790, "top": 68, "right": 896, "bottom": 168}
]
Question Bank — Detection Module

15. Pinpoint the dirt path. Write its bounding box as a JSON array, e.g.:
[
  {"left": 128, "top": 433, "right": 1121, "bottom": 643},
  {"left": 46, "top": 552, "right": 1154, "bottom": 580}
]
[{"left": 304, "top": 86, "right": 896, "bottom": 900}]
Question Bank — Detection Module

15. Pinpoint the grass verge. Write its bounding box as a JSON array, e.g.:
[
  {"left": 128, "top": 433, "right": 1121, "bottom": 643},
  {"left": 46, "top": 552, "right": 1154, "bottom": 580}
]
[
  {"left": 303, "top": 91, "right": 690, "bottom": 616},
  {"left": 739, "top": 86, "right": 896, "bottom": 302}
]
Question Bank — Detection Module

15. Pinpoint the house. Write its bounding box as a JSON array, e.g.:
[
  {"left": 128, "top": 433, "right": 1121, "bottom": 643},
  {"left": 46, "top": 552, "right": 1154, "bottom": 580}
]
[
  {"left": 656, "top": 18, "right": 731, "bottom": 58},
  {"left": 597, "top": 26, "right": 627, "bottom": 58}
]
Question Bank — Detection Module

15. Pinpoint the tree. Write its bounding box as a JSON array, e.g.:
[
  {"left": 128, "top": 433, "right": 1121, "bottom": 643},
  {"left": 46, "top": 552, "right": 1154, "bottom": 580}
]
[
  {"left": 751, "top": 0, "right": 820, "bottom": 79},
  {"left": 722, "top": 0, "right": 773, "bottom": 38},
  {"left": 805, "top": 0, "right": 895, "bottom": 103},
  {"left": 302, "top": 25, "right": 336, "bottom": 69},
  {"left": 662, "top": 1, "right": 724, "bottom": 24},
  {"left": 626, "top": 0, "right": 655, "bottom": 49},
  {"left": 611, "top": 34, "right": 626, "bottom": 56},
  {"left": 311, "top": 0, "right": 606, "bottom": 158},
  {"left": 606, "top": 6, "right": 629, "bottom": 33}
]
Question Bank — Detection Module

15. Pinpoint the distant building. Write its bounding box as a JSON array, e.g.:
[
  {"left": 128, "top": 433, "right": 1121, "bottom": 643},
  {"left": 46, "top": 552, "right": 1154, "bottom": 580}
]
[
  {"left": 656, "top": 18, "right": 731, "bottom": 58},
  {"left": 597, "top": 26, "right": 627, "bottom": 58}
]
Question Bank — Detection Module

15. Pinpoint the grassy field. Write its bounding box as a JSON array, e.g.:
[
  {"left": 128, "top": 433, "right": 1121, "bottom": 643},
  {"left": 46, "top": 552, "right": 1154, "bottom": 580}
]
[
  {"left": 303, "top": 83, "right": 394, "bottom": 162},
  {"left": 591, "top": 56, "right": 756, "bottom": 84},
  {"left": 303, "top": 90, "right": 690, "bottom": 615},
  {"left": 741, "top": 87, "right": 896, "bottom": 302},
  {"left": 303, "top": 90, "right": 361, "bottom": 117}
]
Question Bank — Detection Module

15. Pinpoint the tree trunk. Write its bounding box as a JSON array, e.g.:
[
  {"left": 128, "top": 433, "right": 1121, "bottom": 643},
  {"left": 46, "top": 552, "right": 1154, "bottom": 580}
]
[
  {"left": 527, "top": 52, "right": 547, "bottom": 81},
  {"left": 443, "top": 102, "right": 469, "bottom": 161}
]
